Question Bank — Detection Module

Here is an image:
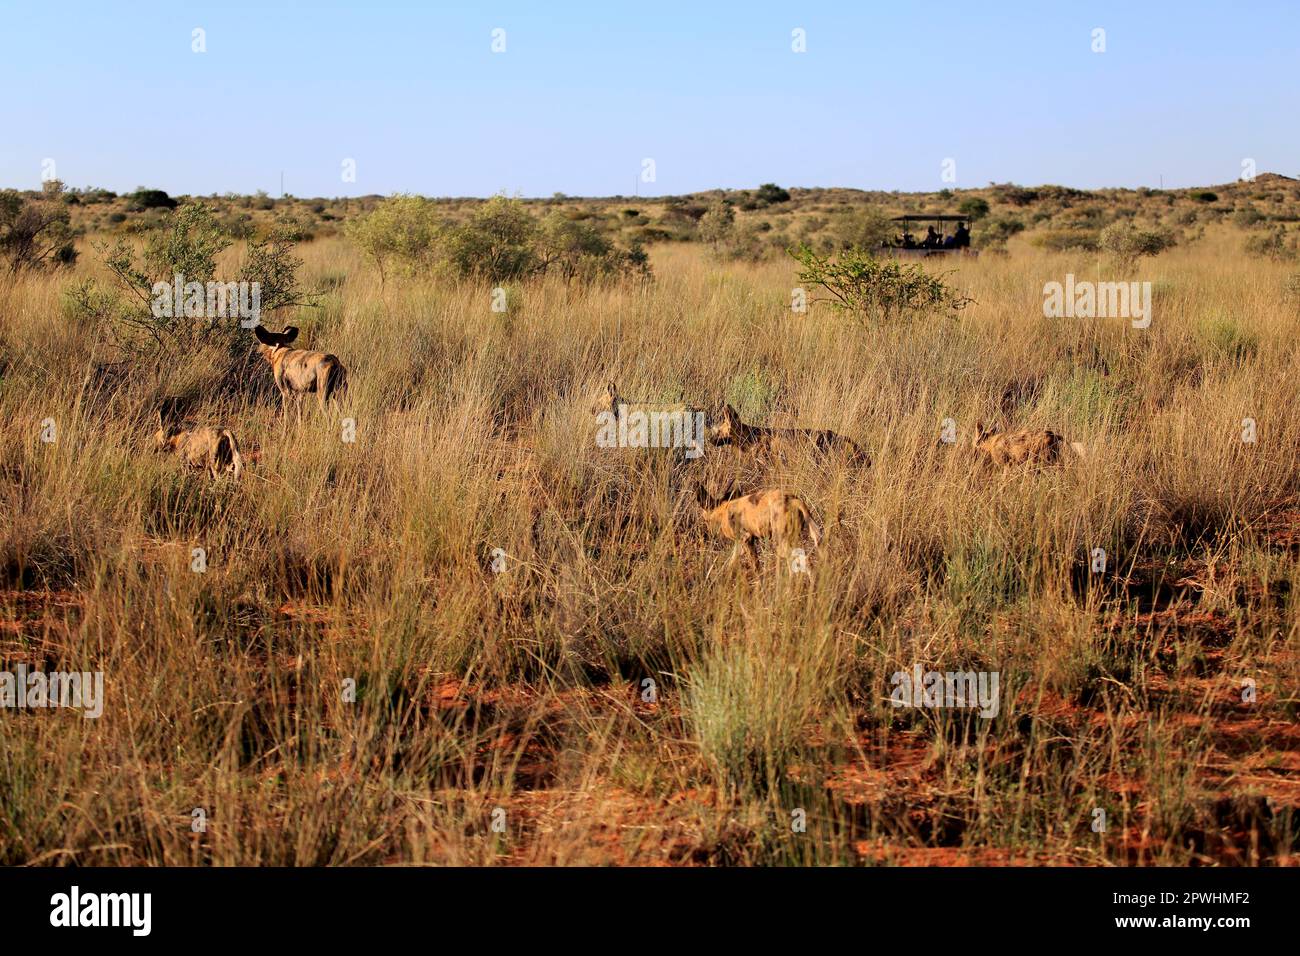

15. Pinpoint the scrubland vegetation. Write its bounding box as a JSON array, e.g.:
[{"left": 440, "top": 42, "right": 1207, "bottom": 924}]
[{"left": 1, "top": 174, "right": 1299, "bottom": 864}]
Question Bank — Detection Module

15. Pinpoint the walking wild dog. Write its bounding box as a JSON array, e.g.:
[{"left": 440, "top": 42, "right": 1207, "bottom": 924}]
[
  {"left": 972, "top": 422, "right": 1085, "bottom": 467},
  {"left": 693, "top": 483, "right": 822, "bottom": 571},
  {"left": 707, "top": 402, "right": 869, "bottom": 465},
  {"left": 253, "top": 325, "right": 348, "bottom": 413},
  {"left": 154, "top": 409, "right": 244, "bottom": 480}
]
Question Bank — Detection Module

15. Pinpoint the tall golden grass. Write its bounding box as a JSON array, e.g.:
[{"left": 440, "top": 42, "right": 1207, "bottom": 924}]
[{"left": 0, "top": 229, "right": 1296, "bottom": 865}]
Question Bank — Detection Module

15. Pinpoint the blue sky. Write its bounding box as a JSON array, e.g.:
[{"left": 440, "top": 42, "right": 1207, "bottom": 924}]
[{"left": 1, "top": 1, "right": 1295, "bottom": 197}]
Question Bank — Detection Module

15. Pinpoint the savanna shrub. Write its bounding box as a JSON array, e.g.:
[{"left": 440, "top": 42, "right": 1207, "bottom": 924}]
[
  {"left": 126, "top": 188, "right": 177, "bottom": 211},
  {"left": 68, "top": 202, "right": 313, "bottom": 357},
  {"left": 1098, "top": 222, "right": 1175, "bottom": 268},
  {"left": 0, "top": 180, "right": 76, "bottom": 273},
  {"left": 444, "top": 194, "right": 539, "bottom": 281},
  {"left": 755, "top": 183, "right": 791, "bottom": 204},
  {"left": 828, "top": 206, "right": 893, "bottom": 252},
  {"left": 345, "top": 193, "right": 442, "bottom": 281},
  {"left": 1031, "top": 229, "right": 1100, "bottom": 252},
  {"left": 791, "top": 244, "right": 972, "bottom": 324},
  {"left": 1245, "top": 227, "right": 1296, "bottom": 262}
]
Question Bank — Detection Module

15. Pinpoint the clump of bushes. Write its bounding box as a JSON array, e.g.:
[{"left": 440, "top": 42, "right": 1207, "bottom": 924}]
[
  {"left": 990, "top": 183, "right": 1039, "bottom": 207},
  {"left": 1098, "top": 222, "right": 1175, "bottom": 268},
  {"left": 957, "top": 196, "right": 990, "bottom": 220},
  {"left": 1233, "top": 204, "right": 1265, "bottom": 228},
  {"left": 1031, "top": 229, "right": 1100, "bottom": 252},
  {"left": 348, "top": 193, "right": 651, "bottom": 284},
  {"left": 827, "top": 206, "right": 893, "bottom": 252},
  {"left": 67, "top": 201, "right": 313, "bottom": 357},
  {"left": 791, "top": 244, "right": 972, "bottom": 324},
  {"left": 345, "top": 193, "right": 442, "bottom": 282},
  {"left": 0, "top": 180, "right": 77, "bottom": 273},
  {"left": 977, "top": 216, "right": 1025, "bottom": 250},
  {"left": 126, "top": 188, "right": 177, "bottom": 211},
  {"left": 754, "top": 183, "right": 791, "bottom": 205},
  {"left": 1245, "top": 227, "right": 1297, "bottom": 262},
  {"left": 694, "top": 198, "right": 775, "bottom": 261}
]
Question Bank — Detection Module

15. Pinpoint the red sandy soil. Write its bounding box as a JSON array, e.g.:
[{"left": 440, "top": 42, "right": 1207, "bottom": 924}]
[{"left": 3, "top": 586, "right": 1297, "bottom": 866}]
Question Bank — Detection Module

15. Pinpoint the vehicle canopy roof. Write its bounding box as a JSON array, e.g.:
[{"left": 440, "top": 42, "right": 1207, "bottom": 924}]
[{"left": 890, "top": 214, "right": 971, "bottom": 223}]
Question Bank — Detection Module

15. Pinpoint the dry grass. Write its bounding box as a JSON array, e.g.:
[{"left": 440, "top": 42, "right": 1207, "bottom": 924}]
[{"left": 1, "top": 218, "right": 1298, "bottom": 866}]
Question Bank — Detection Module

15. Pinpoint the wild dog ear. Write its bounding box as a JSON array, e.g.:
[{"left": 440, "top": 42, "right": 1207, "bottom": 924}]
[
  {"left": 691, "top": 480, "right": 714, "bottom": 513},
  {"left": 254, "top": 325, "right": 297, "bottom": 347}
]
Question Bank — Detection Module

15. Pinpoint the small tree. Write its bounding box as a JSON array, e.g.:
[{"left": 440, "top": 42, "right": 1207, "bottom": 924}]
[
  {"left": 755, "top": 183, "right": 791, "bottom": 204},
  {"left": 698, "top": 198, "right": 736, "bottom": 248},
  {"left": 957, "top": 196, "right": 990, "bottom": 221},
  {"left": 126, "top": 188, "right": 178, "bottom": 211},
  {"left": 830, "top": 206, "right": 893, "bottom": 251},
  {"left": 443, "top": 194, "right": 539, "bottom": 281},
  {"left": 0, "top": 180, "right": 77, "bottom": 274},
  {"left": 536, "top": 213, "right": 649, "bottom": 282},
  {"left": 345, "top": 193, "right": 441, "bottom": 284},
  {"left": 69, "top": 202, "right": 314, "bottom": 356},
  {"left": 791, "top": 244, "right": 972, "bottom": 324},
  {"left": 1099, "top": 222, "right": 1174, "bottom": 269}
]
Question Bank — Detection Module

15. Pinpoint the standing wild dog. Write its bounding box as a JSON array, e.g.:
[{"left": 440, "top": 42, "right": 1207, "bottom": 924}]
[
  {"left": 707, "top": 402, "right": 869, "bottom": 465},
  {"left": 972, "top": 422, "right": 1085, "bottom": 467},
  {"left": 253, "top": 325, "right": 348, "bottom": 414},
  {"left": 590, "top": 381, "right": 709, "bottom": 458},
  {"left": 693, "top": 483, "right": 822, "bottom": 570},
  {"left": 154, "top": 409, "right": 244, "bottom": 480}
]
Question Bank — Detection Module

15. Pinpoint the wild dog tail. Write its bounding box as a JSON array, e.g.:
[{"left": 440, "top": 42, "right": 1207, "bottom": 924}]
[
  {"left": 219, "top": 430, "right": 243, "bottom": 480},
  {"left": 787, "top": 497, "right": 821, "bottom": 547},
  {"left": 322, "top": 359, "right": 348, "bottom": 405},
  {"left": 1045, "top": 430, "right": 1087, "bottom": 461}
]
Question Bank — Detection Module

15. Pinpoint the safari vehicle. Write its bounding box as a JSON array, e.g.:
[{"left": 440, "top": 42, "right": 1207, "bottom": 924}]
[{"left": 882, "top": 214, "right": 977, "bottom": 258}]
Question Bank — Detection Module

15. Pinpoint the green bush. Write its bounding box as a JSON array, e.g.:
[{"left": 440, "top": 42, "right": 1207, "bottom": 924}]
[
  {"left": 1098, "top": 222, "right": 1175, "bottom": 268},
  {"left": 697, "top": 198, "right": 736, "bottom": 247},
  {"left": 957, "top": 196, "right": 990, "bottom": 220},
  {"left": 350, "top": 194, "right": 654, "bottom": 284},
  {"left": 444, "top": 194, "right": 539, "bottom": 281},
  {"left": 69, "top": 202, "right": 313, "bottom": 356},
  {"left": 1245, "top": 227, "right": 1296, "bottom": 262},
  {"left": 1031, "top": 229, "right": 1100, "bottom": 252},
  {"left": 755, "top": 183, "right": 791, "bottom": 205},
  {"left": 345, "top": 194, "right": 442, "bottom": 282},
  {"left": 1233, "top": 204, "right": 1265, "bottom": 228},
  {"left": 0, "top": 180, "right": 76, "bottom": 273},
  {"left": 828, "top": 206, "right": 893, "bottom": 251},
  {"left": 126, "top": 188, "right": 177, "bottom": 211},
  {"left": 537, "top": 212, "right": 651, "bottom": 282},
  {"left": 978, "top": 216, "right": 1025, "bottom": 249},
  {"left": 791, "top": 244, "right": 972, "bottom": 324}
]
